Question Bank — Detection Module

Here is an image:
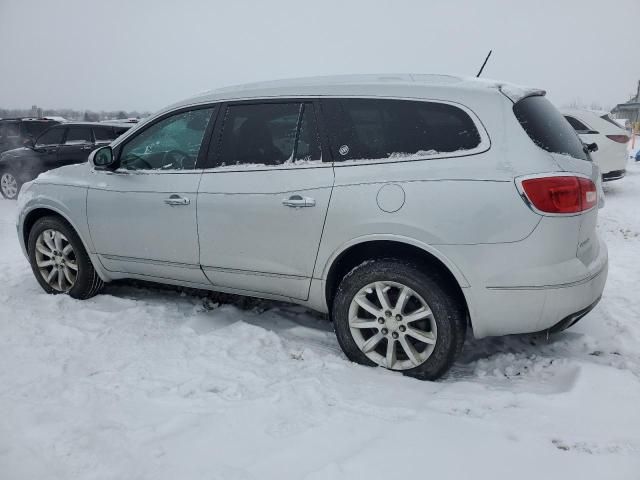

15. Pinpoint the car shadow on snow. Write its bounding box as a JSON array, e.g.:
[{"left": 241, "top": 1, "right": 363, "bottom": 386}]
[{"left": 102, "top": 279, "right": 615, "bottom": 385}]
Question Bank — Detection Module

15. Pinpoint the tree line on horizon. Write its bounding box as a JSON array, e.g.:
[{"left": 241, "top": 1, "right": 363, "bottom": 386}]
[{"left": 0, "top": 107, "right": 151, "bottom": 121}]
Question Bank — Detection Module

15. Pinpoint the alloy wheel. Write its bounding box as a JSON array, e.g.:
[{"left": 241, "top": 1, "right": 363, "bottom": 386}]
[
  {"left": 34, "top": 229, "right": 78, "bottom": 292},
  {"left": 348, "top": 281, "right": 437, "bottom": 370},
  {"left": 0, "top": 173, "right": 18, "bottom": 199}
]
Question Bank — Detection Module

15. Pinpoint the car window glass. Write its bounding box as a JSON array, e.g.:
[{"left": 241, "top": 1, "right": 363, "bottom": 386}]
[
  {"left": 120, "top": 108, "right": 214, "bottom": 171},
  {"left": 113, "top": 127, "right": 130, "bottom": 137},
  {"left": 36, "top": 127, "right": 65, "bottom": 146},
  {"left": 294, "top": 104, "right": 321, "bottom": 162},
  {"left": 514, "top": 96, "right": 588, "bottom": 161},
  {"left": 217, "top": 103, "right": 301, "bottom": 167},
  {"left": 93, "top": 127, "right": 114, "bottom": 142},
  {"left": 24, "top": 122, "right": 54, "bottom": 138},
  {"left": 564, "top": 116, "right": 590, "bottom": 132},
  {"left": 4, "top": 122, "right": 20, "bottom": 138},
  {"left": 600, "top": 114, "right": 623, "bottom": 129},
  {"left": 65, "top": 127, "right": 92, "bottom": 144},
  {"left": 323, "top": 98, "right": 481, "bottom": 161}
]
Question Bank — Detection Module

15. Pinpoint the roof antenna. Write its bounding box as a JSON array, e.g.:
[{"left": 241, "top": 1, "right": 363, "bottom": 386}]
[{"left": 476, "top": 50, "right": 492, "bottom": 77}]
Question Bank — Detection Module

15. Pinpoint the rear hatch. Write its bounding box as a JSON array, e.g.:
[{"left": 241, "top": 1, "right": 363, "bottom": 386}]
[{"left": 512, "top": 94, "right": 602, "bottom": 268}]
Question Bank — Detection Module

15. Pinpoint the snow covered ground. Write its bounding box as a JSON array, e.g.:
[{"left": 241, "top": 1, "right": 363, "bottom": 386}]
[{"left": 1, "top": 165, "right": 640, "bottom": 479}]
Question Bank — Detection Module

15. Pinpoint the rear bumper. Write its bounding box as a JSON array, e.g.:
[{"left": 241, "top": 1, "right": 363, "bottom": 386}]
[
  {"left": 602, "top": 169, "right": 626, "bottom": 182},
  {"left": 452, "top": 236, "right": 608, "bottom": 338},
  {"left": 547, "top": 295, "right": 601, "bottom": 333}
]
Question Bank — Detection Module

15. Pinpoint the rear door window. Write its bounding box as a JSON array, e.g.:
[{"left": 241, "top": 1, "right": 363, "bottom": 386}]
[
  {"left": 3, "top": 121, "right": 20, "bottom": 138},
  {"left": 514, "top": 95, "right": 588, "bottom": 160},
  {"left": 93, "top": 127, "right": 115, "bottom": 142},
  {"left": 65, "top": 127, "right": 93, "bottom": 144},
  {"left": 322, "top": 98, "right": 482, "bottom": 161},
  {"left": 215, "top": 102, "right": 321, "bottom": 167}
]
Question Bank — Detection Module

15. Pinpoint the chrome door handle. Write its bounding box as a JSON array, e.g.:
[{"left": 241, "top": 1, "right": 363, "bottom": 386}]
[
  {"left": 81, "top": 145, "right": 94, "bottom": 150},
  {"left": 282, "top": 195, "right": 315, "bottom": 208},
  {"left": 164, "top": 194, "right": 190, "bottom": 206}
]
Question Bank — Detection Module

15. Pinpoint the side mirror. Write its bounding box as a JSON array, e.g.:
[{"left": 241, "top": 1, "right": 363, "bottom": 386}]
[
  {"left": 89, "top": 146, "right": 117, "bottom": 170},
  {"left": 23, "top": 138, "right": 35, "bottom": 149},
  {"left": 586, "top": 142, "right": 598, "bottom": 153}
]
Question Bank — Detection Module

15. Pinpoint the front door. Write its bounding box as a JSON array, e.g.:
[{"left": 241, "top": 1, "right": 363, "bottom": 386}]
[
  {"left": 31, "top": 125, "right": 67, "bottom": 177},
  {"left": 197, "top": 101, "right": 334, "bottom": 300},
  {"left": 58, "top": 125, "right": 95, "bottom": 165},
  {"left": 86, "top": 106, "right": 216, "bottom": 284}
]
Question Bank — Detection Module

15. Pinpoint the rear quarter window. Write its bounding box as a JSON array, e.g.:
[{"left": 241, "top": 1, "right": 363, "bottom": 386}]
[
  {"left": 514, "top": 96, "right": 588, "bottom": 161},
  {"left": 322, "top": 98, "right": 482, "bottom": 161}
]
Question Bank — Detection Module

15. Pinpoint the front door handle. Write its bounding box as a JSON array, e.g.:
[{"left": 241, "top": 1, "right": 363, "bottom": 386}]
[
  {"left": 164, "top": 194, "right": 190, "bottom": 206},
  {"left": 282, "top": 194, "right": 315, "bottom": 208},
  {"left": 81, "top": 144, "right": 94, "bottom": 151}
]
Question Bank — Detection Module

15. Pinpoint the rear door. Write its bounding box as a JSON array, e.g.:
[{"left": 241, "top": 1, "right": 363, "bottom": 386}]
[
  {"left": 57, "top": 125, "right": 94, "bottom": 165},
  {"left": 197, "top": 101, "right": 333, "bottom": 300},
  {"left": 0, "top": 121, "right": 21, "bottom": 152}
]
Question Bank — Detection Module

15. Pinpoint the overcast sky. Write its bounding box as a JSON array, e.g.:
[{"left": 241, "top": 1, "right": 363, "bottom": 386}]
[{"left": 1, "top": 0, "right": 638, "bottom": 113}]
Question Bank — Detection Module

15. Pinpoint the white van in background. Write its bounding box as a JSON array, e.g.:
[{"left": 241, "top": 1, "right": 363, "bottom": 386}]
[{"left": 562, "top": 109, "right": 629, "bottom": 181}]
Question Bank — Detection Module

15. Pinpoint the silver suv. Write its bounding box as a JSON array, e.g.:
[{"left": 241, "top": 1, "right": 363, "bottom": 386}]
[{"left": 16, "top": 74, "right": 608, "bottom": 380}]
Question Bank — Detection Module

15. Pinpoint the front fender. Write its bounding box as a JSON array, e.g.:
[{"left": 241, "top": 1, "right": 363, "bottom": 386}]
[{"left": 16, "top": 183, "right": 94, "bottom": 259}]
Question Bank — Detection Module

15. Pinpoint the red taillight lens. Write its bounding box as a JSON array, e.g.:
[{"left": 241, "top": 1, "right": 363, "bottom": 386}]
[
  {"left": 606, "top": 134, "right": 629, "bottom": 143},
  {"left": 521, "top": 176, "right": 597, "bottom": 214}
]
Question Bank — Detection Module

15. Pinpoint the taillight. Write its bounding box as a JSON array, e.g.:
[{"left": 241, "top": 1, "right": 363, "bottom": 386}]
[
  {"left": 520, "top": 176, "right": 597, "bottom": 214},
  {"left": 606, "top": 134, "right": 629, "bottom": 144}
]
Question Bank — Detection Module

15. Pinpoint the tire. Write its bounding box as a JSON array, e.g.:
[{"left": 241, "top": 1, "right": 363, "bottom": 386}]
[
  {"left": 27, "top": 216, "right": 104, "bottom": 299},
  {"left": 332, "top": 258, "right": 466, "bottom": 380},
  {"left": 0, "top": 171, "right": 21, "bottom": 199}
]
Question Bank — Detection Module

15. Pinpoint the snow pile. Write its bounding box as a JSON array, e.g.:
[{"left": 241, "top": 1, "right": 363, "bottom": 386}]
[{"left": 1, "top": 168, "right": 640, "bottom": 479}]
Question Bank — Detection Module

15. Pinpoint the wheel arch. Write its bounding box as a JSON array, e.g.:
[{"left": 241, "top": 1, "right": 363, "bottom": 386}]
[
  {"left": 22, "top": 207, "right": 75, "bottom": 248},
  {"left": 323, "top": 238, "right": 472, "bottom": 329}
]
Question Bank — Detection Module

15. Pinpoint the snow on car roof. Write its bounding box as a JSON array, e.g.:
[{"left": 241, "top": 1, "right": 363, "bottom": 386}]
[{"left": 167, "top": 74, "right": 544, "bottom": 111}]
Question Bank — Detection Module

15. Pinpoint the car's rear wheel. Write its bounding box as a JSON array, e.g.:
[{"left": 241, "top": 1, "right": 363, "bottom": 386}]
[
  {"left": 332, "top": 258, "right": 466, "bottom": 380},
  {"left": 27, "top": 216, "right": 104, "bottom": 299},
  {"left": 0, "top": 171, "right": 20, "bottom": 199}
]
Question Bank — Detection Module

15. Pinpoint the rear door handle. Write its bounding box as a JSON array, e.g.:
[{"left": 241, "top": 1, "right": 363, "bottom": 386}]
[
  {"left": 81, "top": 144, "right": 94, "bottom": 151},
  {"left": 282, "top": 195, "right": 315, "bottom": 208},
  {"left": 164, "top": 194, "right": 190, "bottom": 206}
]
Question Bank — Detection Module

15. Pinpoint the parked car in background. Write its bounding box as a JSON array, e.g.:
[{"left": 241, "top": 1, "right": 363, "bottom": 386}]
[
  {"left": 0, "top": 122, "right": 131, "bottom": 199},
  {"left": 562, "top": 109, "right": 629, "bottom": 181},
  {"left": 0, "top": 118, "right": 60, "bottom": 155},
  {"left": 16, "top": 75, "right": 607, "bottom": 380}
]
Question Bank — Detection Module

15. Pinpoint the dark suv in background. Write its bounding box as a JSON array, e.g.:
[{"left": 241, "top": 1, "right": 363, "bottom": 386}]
[
  {"left": 0, "top": 118, "right": 60, "bottom": 154},
  {"left": 0, "top": 122, "right": 131, "bottom": 199}
]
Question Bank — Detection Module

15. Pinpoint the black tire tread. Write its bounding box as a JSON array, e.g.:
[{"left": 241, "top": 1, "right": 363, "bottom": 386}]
[
  {"left": 27, "top": 216, "right": 104, "bottom": 299},
  {"left": 332, "top": 257, "right": 466, "bottom": 381}
]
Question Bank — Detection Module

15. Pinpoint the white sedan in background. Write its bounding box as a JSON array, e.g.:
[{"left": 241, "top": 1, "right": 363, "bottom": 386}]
[{"left": 562, "top": 109, "right": 629, "bottom": 181}]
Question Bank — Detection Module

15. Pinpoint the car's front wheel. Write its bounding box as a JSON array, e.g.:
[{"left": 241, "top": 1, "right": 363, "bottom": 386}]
[
  {"left": 27, "top": 216, "right": 104, "bottom": 299},
  {"left": 0, "top": 171, "right": 20, "bottom": 199},
  {"left": 332, "top": 258, "right": 466, "bottom": 380}
]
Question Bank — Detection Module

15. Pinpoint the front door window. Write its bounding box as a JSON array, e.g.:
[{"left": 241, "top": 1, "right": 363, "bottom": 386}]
[{"left": 119, "top": 108, "right": 214, "bottom": 171}]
